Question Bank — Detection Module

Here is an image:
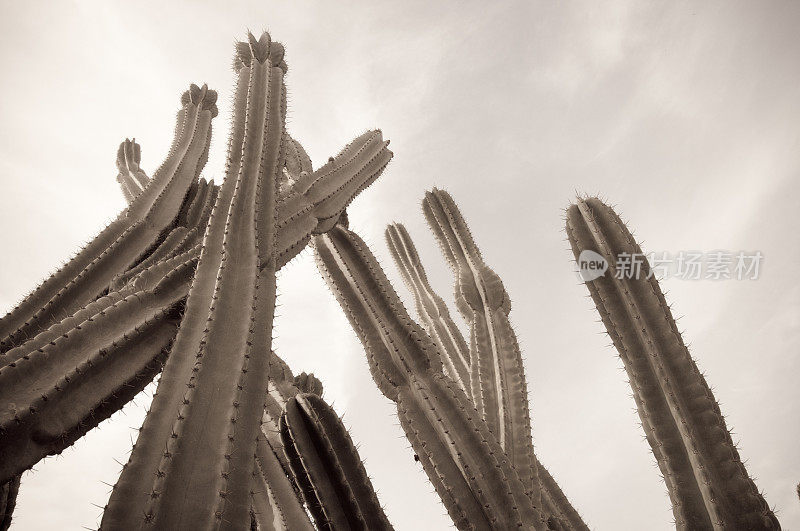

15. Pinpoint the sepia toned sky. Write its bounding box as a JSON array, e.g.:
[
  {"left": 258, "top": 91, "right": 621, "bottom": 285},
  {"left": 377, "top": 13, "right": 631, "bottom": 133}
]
[{"left": 1, "top": 1, "right": 798, "bottom": 529}]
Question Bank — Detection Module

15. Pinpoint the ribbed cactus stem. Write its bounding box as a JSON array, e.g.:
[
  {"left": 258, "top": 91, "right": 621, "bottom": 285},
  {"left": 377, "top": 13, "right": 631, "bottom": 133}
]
[
  {"left": 566, "top": 197, "right": 779, "bottom": 530},
  {"left": 314, "top": 224, "right": 442, "bottom": 400},
  {"left": 314, "top": 224, "right": 543, "bottom": 530},
  {"left": 280, "top": 393, "right": 393, "bottom": 530},
  {"left": 109, "top": 179, "right": 216, "bottom": 291},
  {"left": 385, "top": 222, "right": 471, "bottom": 397},
  {"left": 276, "top": 129, "right": 392, "bottom": 269},
  {"left": 0, "top": 84, "right": 218, "bottom": 352},
  {"left": 422, "top": 188, "right": 539, "bottom": 499}
]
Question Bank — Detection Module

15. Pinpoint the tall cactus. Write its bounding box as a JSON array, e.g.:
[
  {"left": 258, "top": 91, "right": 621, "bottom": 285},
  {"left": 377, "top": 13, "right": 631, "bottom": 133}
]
[
  {"left": 0, "top": 25, "right": 784, "bottom": 531},
  {"left": 313, "top": 203, "right": 586, "bottom": 530},
  {"left": 566, "top": 197, "right": 780, "bottom": 530}
]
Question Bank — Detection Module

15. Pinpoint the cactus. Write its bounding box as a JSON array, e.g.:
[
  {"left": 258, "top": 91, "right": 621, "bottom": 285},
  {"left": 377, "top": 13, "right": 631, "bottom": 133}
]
[
  {"left": 280, "top": 393, "right": 392, "bottom": 530},
  {"left": 0, "top": 84, "right": 218, "bottom": 352},
  {"left": 565, "top": 197, "right": 780, "bottom": 530},
  {"left": 0, "top": 475, "right": 19, "bottom": 531},
  {"left": 0, "top": 26, "right": 783, "bottom": 531},
  {"left": 314, "top": 216, "right": 573, "bottom": 529}
]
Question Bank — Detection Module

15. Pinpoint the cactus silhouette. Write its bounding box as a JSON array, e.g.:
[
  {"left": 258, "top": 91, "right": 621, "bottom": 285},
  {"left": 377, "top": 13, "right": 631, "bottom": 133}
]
[{"left": 0, "top": 28, "right": 783, "bottom": 531}]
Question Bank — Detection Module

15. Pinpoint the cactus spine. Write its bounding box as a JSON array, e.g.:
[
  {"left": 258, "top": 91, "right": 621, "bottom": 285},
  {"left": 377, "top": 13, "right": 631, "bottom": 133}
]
[{"left": 566, "top": 197, "right": 780, "bottom": 530}]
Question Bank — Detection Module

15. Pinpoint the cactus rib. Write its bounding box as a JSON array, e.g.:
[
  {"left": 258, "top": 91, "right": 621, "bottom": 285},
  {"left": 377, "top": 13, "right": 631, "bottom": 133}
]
[{"left": 116, "top": 138, "right": 150, "bottom": 203}]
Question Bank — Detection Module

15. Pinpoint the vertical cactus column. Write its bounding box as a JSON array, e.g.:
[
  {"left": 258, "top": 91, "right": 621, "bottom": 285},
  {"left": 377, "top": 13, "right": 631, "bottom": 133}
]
[{"left": 566, "top": 197, "right": 780, "bottom": 530}]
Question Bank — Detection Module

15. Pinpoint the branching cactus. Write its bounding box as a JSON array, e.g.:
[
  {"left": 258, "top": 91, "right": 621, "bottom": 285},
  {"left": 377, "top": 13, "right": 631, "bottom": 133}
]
[
  {"left": 566, "top": 197, "right": 780, "bottom": 530},
  {"left": 0, "top": 25, "right": 784, "bottom": 531},
  {"left": 313, "top": 192, "right": 587, "bottom": 530},
  {"left": 0, "top": 29, "right": 392, "bottom": 530}
]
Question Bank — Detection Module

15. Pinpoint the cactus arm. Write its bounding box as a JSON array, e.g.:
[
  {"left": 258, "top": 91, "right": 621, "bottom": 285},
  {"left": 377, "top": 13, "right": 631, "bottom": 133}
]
[
  {"left": 0, "top": 256, "right": 194, "bottom": 482},
  {"left": 422, "top": 189, "right": 540, "bottom": 498},
  {"left": 118, "top": 175, "right": 138, "bottom": 203},
  {"left": 313, "top": 225, "right": 543, "bottom": 529},
  {"left": 0, "top": 86, "right": 218, "bottom": 352},
  {"left": 283, "top": 135, "right": 312, "bottom": 182},
  {"left": 275, "top": 130, "right": 392, "bottom": 269},
  {"left": 385, "top": 223, "right": 471, "bottom": 397},
  {"left": 566, "top": 197, "right": 780, "bottom": 529},
  {"left": 313, "top": 225, "right": 440, "bottom": 400},
  {"left": 0, "top": 475, "right": 20, "bottom": 531},
  {"left": 280, "top": 393, "right": 393, "bottom": 530},
  {"left": 115, "top": 138, "right": 150, "bottom": 203},
  {"left": 179, "top": 177, "right": 209, "bottom": 226},
  {"left": 109, "top": 180, "right": 214, "bottom": 292},
  {"left": 116, "top": 138, "right": 150, "bottom": 202}
]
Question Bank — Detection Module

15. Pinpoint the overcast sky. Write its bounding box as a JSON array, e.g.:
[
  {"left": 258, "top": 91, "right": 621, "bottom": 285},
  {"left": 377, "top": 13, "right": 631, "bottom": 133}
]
[{"left": 1, "top": 1, "right": 798, "bottom": 529}]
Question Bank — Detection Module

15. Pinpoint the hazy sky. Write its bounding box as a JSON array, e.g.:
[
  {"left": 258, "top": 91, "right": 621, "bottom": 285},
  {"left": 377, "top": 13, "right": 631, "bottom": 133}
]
[{"left": 1, "top": 1, "right": 798, "bottom": 529}]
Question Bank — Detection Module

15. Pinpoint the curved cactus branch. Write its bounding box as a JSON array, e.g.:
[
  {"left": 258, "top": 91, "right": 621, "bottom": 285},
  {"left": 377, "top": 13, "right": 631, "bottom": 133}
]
[
  {"left": 385, "top": 222, "right": 471, "bottom": 398},
  {"left": 566, "top": 197, "right": 779, "bottom": 530},
  {"left": 314, "top": 224, "right": 543, "bottom": 530},
  {"left": 109, "top": 179, "right": 216, "bottom": 291},
  {"left": 280, "top": 393, "right": 393, "bottom": 530},
  {"left": 422, "top": 188, "right": 539, "bottom": 499},
  {"left": 276, "top": 130, "right": 392, "bottom": 269},
  {"left": 116, "top": 138, "right": 150, "bottom": 203},
  {"left": 0, "top": 84, "right": 218, "bottom": 352}
]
